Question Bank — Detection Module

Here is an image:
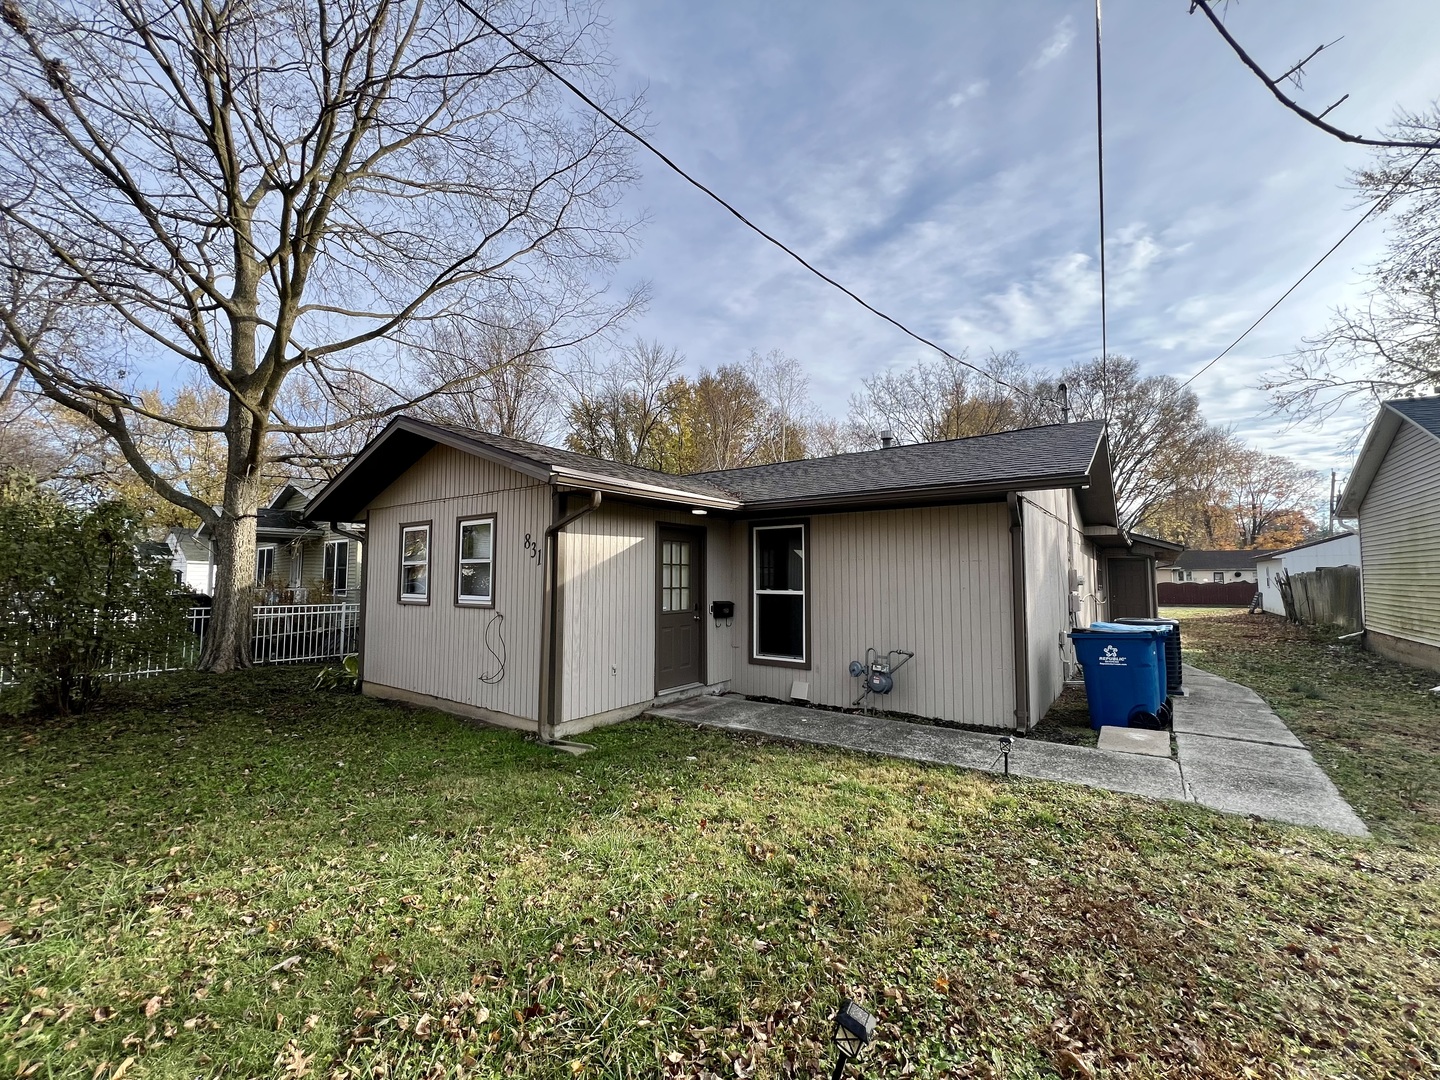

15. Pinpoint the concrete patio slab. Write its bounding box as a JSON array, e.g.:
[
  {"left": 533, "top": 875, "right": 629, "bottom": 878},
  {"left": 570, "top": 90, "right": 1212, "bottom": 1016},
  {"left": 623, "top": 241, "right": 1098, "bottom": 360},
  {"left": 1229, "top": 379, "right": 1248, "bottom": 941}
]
[
  {"left": 649, "top": 664, "right": 1369, "bottom": 837},
  {"left": 1097, "top": 726, "right": 1171, "bottom": 757},
  {"left": 649, "top": 694, "right": 1187, "bottom": 801}
]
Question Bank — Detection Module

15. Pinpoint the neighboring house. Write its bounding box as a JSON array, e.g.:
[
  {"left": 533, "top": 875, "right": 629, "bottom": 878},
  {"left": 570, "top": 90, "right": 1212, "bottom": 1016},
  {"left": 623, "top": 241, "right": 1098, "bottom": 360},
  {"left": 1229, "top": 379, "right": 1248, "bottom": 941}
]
[
  {"left": 1254, "top": 532, "right": 1360, "bottom": 615},
  {"left": 167, "top": 484, "right": 364, "bottom": 600},
  {"left": 306, "top": 415, "right": 1166, "bottom": 740},
  {"left": 1156, "top": 549, "right": 1274, "bottom": 586},
  {"left": 1336, "top": 395, "right": 1440, "bottom": 671},
  {"left": 166, "top": 528, "right": 216, "bottom": 594}
]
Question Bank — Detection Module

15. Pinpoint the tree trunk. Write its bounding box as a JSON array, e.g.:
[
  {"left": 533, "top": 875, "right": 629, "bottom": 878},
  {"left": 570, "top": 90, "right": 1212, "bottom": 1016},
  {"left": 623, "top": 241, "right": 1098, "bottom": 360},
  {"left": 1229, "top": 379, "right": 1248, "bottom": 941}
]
[{"left": 198, "top": 404, "right": 264, "bottom": 673}]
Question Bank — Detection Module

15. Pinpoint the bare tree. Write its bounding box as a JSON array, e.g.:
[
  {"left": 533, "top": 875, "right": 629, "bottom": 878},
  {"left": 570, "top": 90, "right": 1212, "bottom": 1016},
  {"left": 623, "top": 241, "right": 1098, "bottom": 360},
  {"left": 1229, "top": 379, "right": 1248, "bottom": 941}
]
[
  {"left": 1230, "top": 449, "right": 1321, "bottom": 548},
  {"left": 0, "top": 0, "right": 642, "bottom": 670},
  {"left": 564, "top": 339, "right": 685, "bottom": 468},
  {"left": 1266, "top": 110, "right": 1440, "bottom": 422},
  {"left": 847, "top": 349, "right": 1045, "bottom": 446},
  {"left": 415, "top": 320, "right": 560, "bottom": 441},
  {"left": 679, "top": 364, "right": 764, "bottom": 472},
  {"left": 1190, "top": 0, "right": 1440, "bottom": 150},
  {"left": 1051, "top": 355, "right": 1230, "bottom": 531},
  {"left": 749, "top": 348, "right": 810, "bottom": 462}
]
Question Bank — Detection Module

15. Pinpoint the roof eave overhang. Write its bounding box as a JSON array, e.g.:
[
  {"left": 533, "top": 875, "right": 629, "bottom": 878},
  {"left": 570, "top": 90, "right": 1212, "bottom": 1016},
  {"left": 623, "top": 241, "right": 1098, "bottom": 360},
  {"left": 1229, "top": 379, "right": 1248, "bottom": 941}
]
[
  {"left": 552, "top": 468, "right": 741, "bottom": 511},
  {"left": 736, "top": 473, "right": 1096, "bottom": 515},
  {"left": 1337, "top": 406, "right": 1402, "bottom": 516}
]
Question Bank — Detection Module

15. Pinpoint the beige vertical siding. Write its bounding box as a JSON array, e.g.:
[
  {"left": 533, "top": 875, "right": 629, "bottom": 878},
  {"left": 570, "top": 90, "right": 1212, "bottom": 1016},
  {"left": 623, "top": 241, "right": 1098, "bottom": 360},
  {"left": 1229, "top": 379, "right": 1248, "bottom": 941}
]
[
  {"left": 1359, "top": 423, "right": 1440, "bottom": 647},
  {"left": 1020, "top": 488, "right": 1092, "bottom": 721},
  {"left": 559, "top": 505, "right": 735, "bottom": 723},
  {"left": 727, "top": 503, "right": 1016, "bottom": 726},
  {"left": 362, "top": 445, "right": 551, "bottom": 724}
]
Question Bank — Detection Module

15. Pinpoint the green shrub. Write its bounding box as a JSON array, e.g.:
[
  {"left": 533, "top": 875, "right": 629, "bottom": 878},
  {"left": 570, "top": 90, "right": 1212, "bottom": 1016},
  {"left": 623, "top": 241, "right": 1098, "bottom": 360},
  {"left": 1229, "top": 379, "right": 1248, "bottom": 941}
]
[
  {"left": 314, "top": 653, "right": 360, "bottom": 692},
  {"left": 0, "top": 480, "right": 188, "bottom": 716}
]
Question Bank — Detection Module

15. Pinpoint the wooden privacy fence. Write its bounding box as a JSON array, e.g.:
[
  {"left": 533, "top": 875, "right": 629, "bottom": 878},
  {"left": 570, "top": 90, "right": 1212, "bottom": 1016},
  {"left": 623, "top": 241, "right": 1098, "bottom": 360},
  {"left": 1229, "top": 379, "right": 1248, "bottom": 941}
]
[
  {"left": 1276, "top": 566, "right": 1362, "bottom": 633},
  {"left": 1156, "top": 580, "right": 1258, "bottom": 607}
]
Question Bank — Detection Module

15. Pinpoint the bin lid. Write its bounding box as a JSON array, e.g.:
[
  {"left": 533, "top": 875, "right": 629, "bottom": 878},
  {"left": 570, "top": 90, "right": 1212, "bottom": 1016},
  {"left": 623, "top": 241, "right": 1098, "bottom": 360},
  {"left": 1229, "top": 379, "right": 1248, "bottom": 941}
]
[{"left": 1088, "top": 621, "right": 1171, "bottom": 635}]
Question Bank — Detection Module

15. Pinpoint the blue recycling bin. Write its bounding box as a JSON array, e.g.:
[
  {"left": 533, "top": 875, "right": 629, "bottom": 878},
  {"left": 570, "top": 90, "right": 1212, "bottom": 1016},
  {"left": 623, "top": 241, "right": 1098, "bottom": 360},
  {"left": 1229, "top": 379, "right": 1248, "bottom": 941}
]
[
  {"left": 1114, "top": 616, "right": 1183, "bottom": 694},
  {"left": 1089, "top": 621, "right": 1172, "bottom": 712},
  {"left": 1069, "top": 625, "right": 1168, "bottom": 729}
]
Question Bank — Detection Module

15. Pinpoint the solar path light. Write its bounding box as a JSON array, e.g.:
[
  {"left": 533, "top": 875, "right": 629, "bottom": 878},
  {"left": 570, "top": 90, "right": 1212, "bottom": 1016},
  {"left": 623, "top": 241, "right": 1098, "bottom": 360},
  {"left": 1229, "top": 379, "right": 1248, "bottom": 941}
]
[{"left": 830, "top": 998, "right": 876, "bottom": 1079}]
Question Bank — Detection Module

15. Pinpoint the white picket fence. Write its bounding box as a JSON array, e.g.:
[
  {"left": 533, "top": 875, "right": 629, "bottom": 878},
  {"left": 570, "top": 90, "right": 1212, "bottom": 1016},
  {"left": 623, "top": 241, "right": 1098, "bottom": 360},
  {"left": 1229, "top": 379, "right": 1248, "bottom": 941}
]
[{"left": 2, "top": 603, "right": 360, "bottom": 687}]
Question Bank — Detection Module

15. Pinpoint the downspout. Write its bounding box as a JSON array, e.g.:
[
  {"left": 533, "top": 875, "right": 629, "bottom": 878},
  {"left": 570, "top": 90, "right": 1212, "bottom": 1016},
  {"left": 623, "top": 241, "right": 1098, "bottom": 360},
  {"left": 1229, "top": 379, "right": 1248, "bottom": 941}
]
[
  {"left": 1008, "top": 492, "right": 1031, "bottom": 732},
  {"left": 354, "top": 519, "right": 368, "bottom": 689},
  {"left": 537, "top": 488, "right": 602, "bottom": 743}
]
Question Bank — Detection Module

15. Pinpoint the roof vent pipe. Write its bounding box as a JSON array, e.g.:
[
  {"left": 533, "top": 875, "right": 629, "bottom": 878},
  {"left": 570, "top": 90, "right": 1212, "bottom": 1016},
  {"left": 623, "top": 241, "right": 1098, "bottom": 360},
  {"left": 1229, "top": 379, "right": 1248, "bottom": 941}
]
[{"left": 879, "top": 429, "right": 895, "bottom": 449}]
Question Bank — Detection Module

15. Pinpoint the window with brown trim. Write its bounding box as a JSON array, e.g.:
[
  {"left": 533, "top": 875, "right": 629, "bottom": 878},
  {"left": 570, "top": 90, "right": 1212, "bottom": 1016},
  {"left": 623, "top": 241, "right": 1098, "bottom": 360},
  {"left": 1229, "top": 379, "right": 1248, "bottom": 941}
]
[
  {"left": 456, "top": 516, "right": 495, "bottom": 606},
  {"left": 399, "top": 524, "right": 430, "bottom": 602},
  {"left": 752, "top": 523, "right": 806, "bottom": 663}
]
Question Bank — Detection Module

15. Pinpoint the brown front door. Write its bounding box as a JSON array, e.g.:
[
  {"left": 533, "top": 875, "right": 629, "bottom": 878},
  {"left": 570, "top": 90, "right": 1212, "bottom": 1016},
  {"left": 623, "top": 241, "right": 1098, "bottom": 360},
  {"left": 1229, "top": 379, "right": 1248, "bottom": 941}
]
[{"left": 656, "top": 527, "right": 704, "bottom": 692}]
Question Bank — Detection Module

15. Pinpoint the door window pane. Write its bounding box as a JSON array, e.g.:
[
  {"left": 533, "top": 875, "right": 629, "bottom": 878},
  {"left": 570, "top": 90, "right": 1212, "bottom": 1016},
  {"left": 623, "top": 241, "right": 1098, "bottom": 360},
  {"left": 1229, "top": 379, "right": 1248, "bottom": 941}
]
[{"left": 661, "top": 539, "right": 691, "bottom": 613}]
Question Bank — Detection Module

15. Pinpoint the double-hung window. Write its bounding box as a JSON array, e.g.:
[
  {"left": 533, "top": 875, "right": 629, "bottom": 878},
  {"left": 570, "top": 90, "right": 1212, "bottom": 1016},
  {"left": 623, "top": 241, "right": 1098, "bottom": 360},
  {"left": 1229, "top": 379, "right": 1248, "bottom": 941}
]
[
  {"left": 255, "top": 544, "right": 276, "bottom": 585},
  {"left": 399, "top": 523, "right": 430, "bottom": 603},
  {"left": 752, "top": 523, "right": 807, "bottom": 664},
  {"left": 456, "top": 517, "right": 495, "bottom": 606},
  {"left": 324, "top": 539, "right": 349, "bottom": 595}
]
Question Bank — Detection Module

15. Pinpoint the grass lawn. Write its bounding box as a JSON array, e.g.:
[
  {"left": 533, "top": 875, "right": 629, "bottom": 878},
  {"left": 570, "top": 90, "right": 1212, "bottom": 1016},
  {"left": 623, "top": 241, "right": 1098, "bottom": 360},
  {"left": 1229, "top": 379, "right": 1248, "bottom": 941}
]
[{"left": 3, "top": 643, "right": 1439, "bottom": 1078}]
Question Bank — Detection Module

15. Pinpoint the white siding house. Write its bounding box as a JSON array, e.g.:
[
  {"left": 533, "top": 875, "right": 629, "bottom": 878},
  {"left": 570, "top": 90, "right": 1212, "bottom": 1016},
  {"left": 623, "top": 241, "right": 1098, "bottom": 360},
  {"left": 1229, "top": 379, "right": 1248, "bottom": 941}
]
[
  {"left": 1254, "top": 532, "right": 1360, "bottom": 615},
  {"left": 1337, "top": 396, "right": 1440, "bottom": 671},
  {"left": 307, "top": 416, "right": 1151, "bottom": 739},
  {"left": 169, "top": 485, "right": 363, "bottom": 600}
]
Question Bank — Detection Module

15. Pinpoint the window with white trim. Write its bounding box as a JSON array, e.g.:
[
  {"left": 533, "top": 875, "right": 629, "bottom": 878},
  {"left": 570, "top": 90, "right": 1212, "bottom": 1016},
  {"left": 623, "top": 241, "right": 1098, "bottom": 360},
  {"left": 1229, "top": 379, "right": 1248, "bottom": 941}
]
[
  {"left": 456, "top": 517, "right": 495, "bottom": 606},
  {"left": 400, "top": 525, "right": 430, "bottom": 602},
  {"left": 1212, "top": 571, "right": 1225, "bottom": 583},
  {"left": 753, "top": 523, "right": 806, "bottom": 663},
  {"left": 1172, "top": 569, "right": 1184, "bottom": 582},
  {"left": 255, "top": 544, "right": 276, "bottom": 584},
  {"left": 324, "top": 539, "right": 349, "bottom": 595}
]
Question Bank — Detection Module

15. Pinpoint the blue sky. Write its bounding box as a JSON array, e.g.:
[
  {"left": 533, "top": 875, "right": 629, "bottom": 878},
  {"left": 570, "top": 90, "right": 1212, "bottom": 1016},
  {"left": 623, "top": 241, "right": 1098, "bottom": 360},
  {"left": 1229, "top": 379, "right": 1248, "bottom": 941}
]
[{"left": 595, "top": 0, "right": 1440, "bottom": 474}]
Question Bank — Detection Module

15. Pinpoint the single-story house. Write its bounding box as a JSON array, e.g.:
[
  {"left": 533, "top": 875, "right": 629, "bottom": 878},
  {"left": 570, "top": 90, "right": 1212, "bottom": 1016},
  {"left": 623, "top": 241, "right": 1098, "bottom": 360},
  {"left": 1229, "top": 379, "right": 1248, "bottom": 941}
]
[
  {"left": 168, "top": 484, "right": 364, "bottom": 600},
  {"left": 306, "top": 416, "right": 1166, "bottom": 740},
  {"left": 1336, "top": 395, "right": 1440, "bottom": 671},
  {"left": 1254, "top": 532, "right": 1359, "bottom": 615},
  {"left": 1156, "top": 549, "right": 1274, "bottom": 586}
]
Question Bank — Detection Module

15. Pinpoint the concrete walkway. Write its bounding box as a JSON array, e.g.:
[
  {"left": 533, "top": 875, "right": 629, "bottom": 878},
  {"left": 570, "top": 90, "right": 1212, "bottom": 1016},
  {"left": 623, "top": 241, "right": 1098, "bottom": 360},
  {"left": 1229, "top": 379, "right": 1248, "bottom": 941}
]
[{"left": 647, "top": 665, "right": 1368, "bottom": 837}]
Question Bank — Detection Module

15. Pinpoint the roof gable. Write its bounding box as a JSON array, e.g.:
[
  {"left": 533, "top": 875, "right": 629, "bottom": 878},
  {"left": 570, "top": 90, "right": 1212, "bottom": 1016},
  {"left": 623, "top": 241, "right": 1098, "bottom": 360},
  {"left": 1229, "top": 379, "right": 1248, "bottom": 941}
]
[{"left": 1337, "top": 396, "right": 1440, "bottom": 515}]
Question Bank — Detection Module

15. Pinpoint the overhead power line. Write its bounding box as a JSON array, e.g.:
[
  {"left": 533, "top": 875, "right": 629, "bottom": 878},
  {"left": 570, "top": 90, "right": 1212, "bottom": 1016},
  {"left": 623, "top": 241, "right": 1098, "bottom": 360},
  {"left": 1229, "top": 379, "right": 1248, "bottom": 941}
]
[
  {"left": 1178, "top": 144, "right": 1435, "bottom": 390},
  {"left": 460, "top": 1, "right": 1039, "bottom": 403},
  {"left": 1093, "top": 0, "right": 1109, "bottom": 364}
]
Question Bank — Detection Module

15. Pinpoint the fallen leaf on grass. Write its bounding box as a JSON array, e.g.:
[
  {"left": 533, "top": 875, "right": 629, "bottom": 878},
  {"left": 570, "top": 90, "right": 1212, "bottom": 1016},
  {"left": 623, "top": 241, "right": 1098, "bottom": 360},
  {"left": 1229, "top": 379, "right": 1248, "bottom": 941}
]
[
  {"left": 1056, "top": 1048, "right": 1095, "bottom": 1079},
  {"left": 93, "top": 1006, "right": 114, "bottom": 1023},
  {"left": 112, "top": 1058, "right": 136, "bottom": 1080},
  {"left": 0, "top": 919, "right": 12, "bottom": 936},
  {"left": 268, "top": 955, "right": 302, "bottom": 974},
  {"left": 143, "top": 996, "right": 162, "bottom": 1018}
]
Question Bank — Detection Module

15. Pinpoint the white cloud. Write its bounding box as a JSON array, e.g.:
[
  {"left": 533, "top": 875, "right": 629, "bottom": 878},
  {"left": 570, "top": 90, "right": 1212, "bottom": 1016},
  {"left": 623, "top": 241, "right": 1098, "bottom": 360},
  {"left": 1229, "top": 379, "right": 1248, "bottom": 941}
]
[
  {"left": 947, "top": 79, "right": 989, "bottom": 107},
  {"left": 1029, "top": 16, "right": 1075, "bottom": 70}
]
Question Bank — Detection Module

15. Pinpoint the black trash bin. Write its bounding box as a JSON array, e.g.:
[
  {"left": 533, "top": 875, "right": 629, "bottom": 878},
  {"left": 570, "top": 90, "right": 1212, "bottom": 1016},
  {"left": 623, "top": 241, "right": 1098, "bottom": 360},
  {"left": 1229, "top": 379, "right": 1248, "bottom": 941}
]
[{"left": 1114, "top": 617, "right": 1182, "bottom": 694}]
